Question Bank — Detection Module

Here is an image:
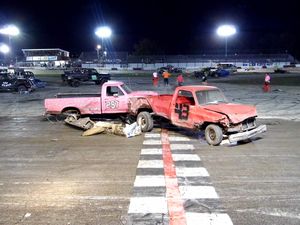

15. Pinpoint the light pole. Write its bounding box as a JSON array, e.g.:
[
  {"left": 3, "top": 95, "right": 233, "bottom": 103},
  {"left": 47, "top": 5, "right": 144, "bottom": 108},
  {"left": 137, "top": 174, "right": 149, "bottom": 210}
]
[
  {"left": 216, "top": 25, "right": 236, "bottom": 57},
  {"left": 96, "top": 44, "right": 101, "bottom": 62},
  {"left": 95, "top": 26, "right": 112, "bottom": 63},
  {"left": 0, "top": 25, "right": 20, "bottom": 62}
]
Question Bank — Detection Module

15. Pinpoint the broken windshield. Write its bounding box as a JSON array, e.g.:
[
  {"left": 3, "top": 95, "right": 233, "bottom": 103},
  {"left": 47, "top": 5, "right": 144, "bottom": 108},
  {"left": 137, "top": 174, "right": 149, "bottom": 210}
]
[{"left": 196, "top": 89, "right": 228, "bottom": 105}]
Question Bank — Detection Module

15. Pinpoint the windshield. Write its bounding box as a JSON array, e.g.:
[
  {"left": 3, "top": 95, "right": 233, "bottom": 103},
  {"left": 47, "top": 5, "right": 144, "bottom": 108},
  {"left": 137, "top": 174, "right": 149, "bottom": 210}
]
[
  {"left": 121, "top": 84, "right": 132, "bottom": 94},
  {"left": 196, "top": 89, "right": 228, "bottom": 105}
]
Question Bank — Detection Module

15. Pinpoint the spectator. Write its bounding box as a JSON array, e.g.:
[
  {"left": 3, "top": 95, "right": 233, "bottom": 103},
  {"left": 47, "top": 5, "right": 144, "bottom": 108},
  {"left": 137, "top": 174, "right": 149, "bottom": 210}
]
[
  {"left": 152, "top": 71, "right": 159, "bottom": 86},
  {"left": 263, "top": 73, "right": 271, "bottom": 92},
  {"left": 162, "top": 70, "right": 171, "bottom": 86},
  {"left": 202, "top": 74, "right": 208, "bottom": 85},
  {"left": 177, "top": 73, "right": 184, "bottom": 86}
]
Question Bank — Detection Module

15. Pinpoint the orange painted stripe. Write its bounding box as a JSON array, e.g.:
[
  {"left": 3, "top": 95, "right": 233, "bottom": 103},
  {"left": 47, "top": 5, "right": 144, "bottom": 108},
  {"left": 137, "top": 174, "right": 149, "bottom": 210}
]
[{"left": 161, "top": 129, "right": 187, "bottom": 225}]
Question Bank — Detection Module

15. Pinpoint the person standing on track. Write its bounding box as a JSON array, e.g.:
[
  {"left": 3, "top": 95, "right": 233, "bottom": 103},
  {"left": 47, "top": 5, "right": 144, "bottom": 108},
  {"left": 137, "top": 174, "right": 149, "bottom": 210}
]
[
  {"left": 263, "top": 73, "right": 271, "bottom": 92},
  {"left": 162, "top": 70, "right": 171, "bottom": 86},
  {"left": 152, "top": 71, "right": 159, "bottom": 87},
  {"left": 177, "top": 73, "right": 184, "bottom": 86}
]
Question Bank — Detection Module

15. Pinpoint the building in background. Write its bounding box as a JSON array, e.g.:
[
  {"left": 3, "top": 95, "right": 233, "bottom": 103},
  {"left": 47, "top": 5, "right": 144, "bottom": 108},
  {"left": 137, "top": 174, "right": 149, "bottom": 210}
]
[{"left": 21, "top": 48, "right": 70, "bottom": 68}]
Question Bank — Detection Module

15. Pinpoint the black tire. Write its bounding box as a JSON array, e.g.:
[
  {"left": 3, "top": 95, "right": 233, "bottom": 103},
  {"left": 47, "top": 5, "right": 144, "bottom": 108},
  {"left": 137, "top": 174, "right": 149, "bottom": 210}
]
[
  {"left": 205, "top": 124, "right": 223, "bottom": 146},
  {"left": 62, "top": 108, "right": 80, "bottom": 117},
  {"left": 137, "top": 111, "right": 153, "bottom": 132},
  {"left": 72, "top": 80, "right": 80, "bottom": 87},
  {"left": 17, "top": 85, "right": 27, "bottom": 93}
]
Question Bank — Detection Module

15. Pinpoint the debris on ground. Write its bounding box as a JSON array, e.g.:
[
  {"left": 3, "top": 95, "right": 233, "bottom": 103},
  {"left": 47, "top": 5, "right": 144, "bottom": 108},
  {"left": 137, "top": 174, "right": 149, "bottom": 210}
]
[
  {"left": 123, "top": 122, "right": 142, "bottom": 138},
  {"left": 64, "top": 115, "right": 142, "bottom": 138},
  {"left": 64, "top": 115, "right": 95, "bottom": 130}
]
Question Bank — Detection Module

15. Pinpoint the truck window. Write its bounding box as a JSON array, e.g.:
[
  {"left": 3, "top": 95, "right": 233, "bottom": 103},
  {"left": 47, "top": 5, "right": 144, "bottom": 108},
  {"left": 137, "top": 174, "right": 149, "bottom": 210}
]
[
  {"left": 196, "top": 90, "right": 228, "bottom": 105},
  {"left": 177, "top": 90, "right": 195, "bottom": 105},
  {"left": 121, "top": 84, "right": 132, "bottom": 94},
  {"left": 106, "top": 86, "right": 125, "bottom": 96}
]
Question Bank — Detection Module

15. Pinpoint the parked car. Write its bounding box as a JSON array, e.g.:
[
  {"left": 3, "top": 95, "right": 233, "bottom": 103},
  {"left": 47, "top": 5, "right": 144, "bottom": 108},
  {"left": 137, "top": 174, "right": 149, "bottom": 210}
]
[
  {"left": 157, "top": 65, "right": 182, "bottom": 74},
  {"left": 0, "top": 73, "right": 36, "bottom": 93},
  {"left": 62, "top": 68, "right": 111, "bottom": 87},
  {"left": 194, "top": 67, "right": 230, "bottom": 78}
]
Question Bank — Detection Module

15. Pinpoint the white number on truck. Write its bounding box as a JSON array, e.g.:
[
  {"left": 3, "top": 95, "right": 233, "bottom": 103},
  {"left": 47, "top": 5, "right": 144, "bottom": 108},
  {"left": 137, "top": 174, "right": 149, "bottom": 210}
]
[{"left": 105, "top": 100, "right": 119, "bottom": 109}]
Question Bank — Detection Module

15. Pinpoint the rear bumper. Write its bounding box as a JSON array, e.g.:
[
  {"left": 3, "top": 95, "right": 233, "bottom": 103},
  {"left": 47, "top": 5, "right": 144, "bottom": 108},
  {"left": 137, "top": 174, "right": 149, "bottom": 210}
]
[{"left": 228, "top": 124, "right": 267, "bottom": 143}]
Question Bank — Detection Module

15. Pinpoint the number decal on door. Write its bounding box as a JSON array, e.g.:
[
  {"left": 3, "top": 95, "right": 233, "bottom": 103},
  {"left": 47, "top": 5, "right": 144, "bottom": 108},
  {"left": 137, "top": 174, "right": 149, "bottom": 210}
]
[
  {"left": 105, "top": 100, "right": 119, "bottom": 109},
  {"left": 174, "top": 103, "right": 189, "bottom": 120}
]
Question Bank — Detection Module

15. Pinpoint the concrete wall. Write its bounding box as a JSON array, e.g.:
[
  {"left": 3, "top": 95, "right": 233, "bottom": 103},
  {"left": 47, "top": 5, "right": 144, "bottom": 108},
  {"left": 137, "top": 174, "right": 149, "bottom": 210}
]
[{"left": 82, "top": 61, "right": 291, "bottom": 71}]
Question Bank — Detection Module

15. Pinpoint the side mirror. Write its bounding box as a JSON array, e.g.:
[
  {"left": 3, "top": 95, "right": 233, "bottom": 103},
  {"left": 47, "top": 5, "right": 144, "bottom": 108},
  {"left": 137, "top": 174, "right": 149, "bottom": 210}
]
[{"left": 113, "top": 93, "right": 118, "bottom": 97}]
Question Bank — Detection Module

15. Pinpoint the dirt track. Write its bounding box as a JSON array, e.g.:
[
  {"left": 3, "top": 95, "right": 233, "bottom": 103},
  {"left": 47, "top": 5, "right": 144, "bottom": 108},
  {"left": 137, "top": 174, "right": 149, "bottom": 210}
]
[{"left": 0, "top": 73, "right": 299, "bottom": 225}]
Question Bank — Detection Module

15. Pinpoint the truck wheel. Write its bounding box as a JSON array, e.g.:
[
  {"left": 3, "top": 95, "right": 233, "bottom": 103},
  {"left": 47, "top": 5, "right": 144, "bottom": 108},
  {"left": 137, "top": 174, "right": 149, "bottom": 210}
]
[
  {"left": 205, "top": 124, "right": 223, "bottom": 146},
  {"left": 62, "top": 109, "right": 80, "bottom": 117},
  {"left": 137, "top": 111, "right": 153, "bottom": 132},
  {"left": 17, "top": 85, "right": 28, "bottom": 93},
  {"left": 72, "top": 80, "right": 80, "bottom": 87}
]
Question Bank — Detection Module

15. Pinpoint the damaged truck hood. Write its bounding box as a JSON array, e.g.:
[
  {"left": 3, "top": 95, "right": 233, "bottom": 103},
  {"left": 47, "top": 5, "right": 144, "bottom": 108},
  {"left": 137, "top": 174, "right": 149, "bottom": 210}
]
[{"left": 203, "top": 103, "right": 257, "bottom": 124}]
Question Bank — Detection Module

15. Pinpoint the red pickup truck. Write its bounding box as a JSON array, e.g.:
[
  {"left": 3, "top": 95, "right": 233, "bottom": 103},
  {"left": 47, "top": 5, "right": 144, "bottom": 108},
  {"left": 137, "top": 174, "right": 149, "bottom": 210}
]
[
  {"left": 130, "top": 85, "right": 267, "bottom": 145},
  {"left": 44, "top": 81, "right": 157, "bottom": 117}
]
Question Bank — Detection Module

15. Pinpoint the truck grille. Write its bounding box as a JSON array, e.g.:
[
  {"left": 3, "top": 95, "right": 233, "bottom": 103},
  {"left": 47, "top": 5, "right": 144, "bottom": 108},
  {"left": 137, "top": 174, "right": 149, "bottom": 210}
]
[{"left": 241, "top": 118, "right": 256, "bottom": 131}]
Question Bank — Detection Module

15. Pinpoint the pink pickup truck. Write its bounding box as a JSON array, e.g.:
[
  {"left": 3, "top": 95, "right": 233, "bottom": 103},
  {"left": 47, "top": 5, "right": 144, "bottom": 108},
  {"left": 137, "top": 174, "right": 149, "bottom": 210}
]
[{"left": 44, "top": 81, "right": 157, "bottom": 116}]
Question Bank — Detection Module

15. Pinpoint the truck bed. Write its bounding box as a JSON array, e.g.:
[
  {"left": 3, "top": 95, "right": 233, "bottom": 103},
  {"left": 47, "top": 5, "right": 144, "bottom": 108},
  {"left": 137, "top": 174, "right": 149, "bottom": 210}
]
[{"left": 56, "top": 93, "right": 101, "bottom": 98}]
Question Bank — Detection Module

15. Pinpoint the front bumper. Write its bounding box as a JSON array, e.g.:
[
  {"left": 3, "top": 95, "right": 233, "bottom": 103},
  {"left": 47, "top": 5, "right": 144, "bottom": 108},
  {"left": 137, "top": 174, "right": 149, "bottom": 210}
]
[{"left": 228, "top": 124, "right": 267, "bottom": 143}]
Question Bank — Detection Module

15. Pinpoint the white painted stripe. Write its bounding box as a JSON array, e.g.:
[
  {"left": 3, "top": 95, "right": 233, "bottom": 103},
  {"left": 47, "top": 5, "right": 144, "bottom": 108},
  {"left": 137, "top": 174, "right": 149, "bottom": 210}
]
[
  {"left": 170, "top": 144, "right": 195, "bottom": 150},
  {"left": 128, "top": 197, "right": 168, "bottom": 214},
  {"left": 168, "top": 136, "right": 191, "bottom": 141},
  {"left": 172, "top": 154, "right": 201, "bottom": 161},
  {"left": 143, "top": 140, "right": 162, "bottom": 145},
  {"left": 144, "top": 133, "right": 161, "bottom": 138},
  {"left": 134, "top": 175, "right": 165, "bottom": 187},
  {"left": 186, "top": 213, "right": 233, "bottom": 225},
  {"left": 179, "top": 186, "right": 219, "bottom": 199},
  {"left": 176, "top": 167, "right": 210, "bottom": 177},
  {"left": 141, "top": 148, "right": 162, "bottom": 155},
  {"left": 137, "top": 160, "right": 164, "bottom": 168}
]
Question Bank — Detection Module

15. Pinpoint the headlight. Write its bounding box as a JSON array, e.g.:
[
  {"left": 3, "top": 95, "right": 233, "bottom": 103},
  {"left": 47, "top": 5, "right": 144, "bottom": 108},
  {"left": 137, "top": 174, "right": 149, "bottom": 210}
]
[{"left": 68, "top": 76, "right": 72, "bottom": 79}]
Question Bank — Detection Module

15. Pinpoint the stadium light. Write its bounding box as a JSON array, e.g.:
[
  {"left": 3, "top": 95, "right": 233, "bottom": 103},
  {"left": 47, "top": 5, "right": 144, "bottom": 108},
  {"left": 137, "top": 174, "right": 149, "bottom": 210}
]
[
  {"left": 0, "top": 43, "right": 10, "bottom": 54},
  {"left": 0, "top": 24, "right": 20, "bottom": 36},
  {"left": 216, "top": 25, "right": 236, "bottom": 57},
  {"left": 95, "top": 26, "right": 112, "bottom": 39}
]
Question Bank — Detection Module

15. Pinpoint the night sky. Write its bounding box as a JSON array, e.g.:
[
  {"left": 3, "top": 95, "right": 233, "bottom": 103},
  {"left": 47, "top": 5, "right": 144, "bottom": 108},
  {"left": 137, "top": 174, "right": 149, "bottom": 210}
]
[{"left": 0, "top": 0, "right": 299, "bottom": 57}]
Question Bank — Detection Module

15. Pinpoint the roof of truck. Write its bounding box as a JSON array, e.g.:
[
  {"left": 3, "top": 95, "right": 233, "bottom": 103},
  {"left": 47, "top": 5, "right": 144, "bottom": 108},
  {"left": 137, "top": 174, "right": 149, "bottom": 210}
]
[{"left": 176, "top": 85, "right": 219, "bottom": 92}]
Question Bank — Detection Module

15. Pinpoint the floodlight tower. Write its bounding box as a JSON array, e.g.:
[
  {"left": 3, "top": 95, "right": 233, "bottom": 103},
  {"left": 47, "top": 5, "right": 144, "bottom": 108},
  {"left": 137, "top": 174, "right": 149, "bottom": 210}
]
[
  {"left": 96, "top": 44, "right": 101, "bottom": 61},
  {"left": 95, "top": 26, "right": 112, "bottom": 64},
  {"left": 95, "top": 26, "right": 112, "bottom": 47},
  {"left": 0, "top": 25, "right": 20, "bottom": 62},
  {"left": 0, "top": 43, "right": 10, "bottom": 54},
  {"left": 216, "top": 25, "right": 236, "bottom": 57}
]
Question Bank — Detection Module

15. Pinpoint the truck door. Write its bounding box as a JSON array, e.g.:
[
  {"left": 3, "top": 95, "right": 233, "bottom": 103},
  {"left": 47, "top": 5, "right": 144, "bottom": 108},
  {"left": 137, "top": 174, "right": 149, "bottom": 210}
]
[
  {"left": 0, "top": 74, "right": 14, "bottom": 90},
  {"left": 102, "top": 85, "right": 128, "bottom": 114},
  {"left": 170, "top": 90, "right": 197, "bottom": 129}
]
